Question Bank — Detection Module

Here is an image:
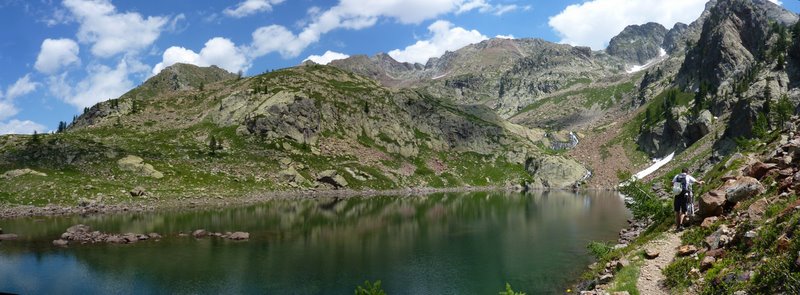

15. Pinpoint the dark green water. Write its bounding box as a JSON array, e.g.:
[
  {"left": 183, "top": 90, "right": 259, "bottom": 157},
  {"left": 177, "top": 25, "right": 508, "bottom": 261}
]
[{"left": 0, "top": 191, "right": 630, "bottom": 294}]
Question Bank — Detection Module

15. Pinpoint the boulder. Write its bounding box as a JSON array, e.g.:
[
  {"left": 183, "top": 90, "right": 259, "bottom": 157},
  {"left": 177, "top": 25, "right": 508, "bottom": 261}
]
[
  {"left": 117, "top": 155, "right": 164, "bottom": 179},
  {"left": 129, "top": 186, "right": 146, "bottom": 197},
  {"left": 192, "top": 229, "right": 208, "bottom": 238},
  {"left": 644, "top": 248, "right": 660, "bottom": 259},
  {"left": 278, "top": 167, "right": 307, "bottom": 185},
  {"left": 1, "top": 168, "right": 47, "bottom": 179},
  {"left": 747, "top": 162, "right": 777, "bottom": 180},
  {"left": 598, "top": 273, "right": 614, "bottom": 284},
  {"left": 227, "top": 232, "right": 250, "bottom": 240},
  {"left": 147, "top": 233, "right": 162, "bottom": 240},
  {"left": 700, "top": 191, "right": 726, "bottom": 218},
  {"left": 526, "top": 155, "right": 589, "bottom": 189},
  {"left": 316, "top": 170, "right": 348, "bottom": 188},
  {"left": 0, "top": 234, "right": 18, "bottom": 241},
  {"left": 105, "top": 236, "right": 123, "bottom": 244},
  {"left": 705, "top": 231, "right": 723, "bottom": 250},
  {"left": 700, "top": 256, "right": 716, "bottom": 271},
  {"left": 747, "top": 198, "right": 768, "bottom": 221},
  {"left": 52, "top": 239, "right": 69, "bottom": 247},
  {"left": 725, "top": 177, "right": 765, "bottom": 203},
  {"left": 677, "top": 245, "right": 698, "bottom": 256}
]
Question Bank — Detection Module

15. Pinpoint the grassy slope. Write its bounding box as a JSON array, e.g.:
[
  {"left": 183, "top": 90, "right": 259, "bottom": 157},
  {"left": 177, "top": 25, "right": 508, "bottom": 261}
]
[{"left": 0, "top": 66, "right": 536, "bottom": 207}]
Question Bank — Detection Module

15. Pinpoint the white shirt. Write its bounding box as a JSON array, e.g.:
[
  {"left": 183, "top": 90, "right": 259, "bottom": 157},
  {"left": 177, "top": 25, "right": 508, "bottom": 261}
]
[{"left": 673, "top": 173, "right": 697, "bottom": 192}]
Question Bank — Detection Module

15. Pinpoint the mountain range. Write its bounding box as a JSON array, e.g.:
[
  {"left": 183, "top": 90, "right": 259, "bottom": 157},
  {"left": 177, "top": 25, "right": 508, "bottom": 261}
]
[{"left": 1, "top": 0, "right": 798, "bottom": 202}]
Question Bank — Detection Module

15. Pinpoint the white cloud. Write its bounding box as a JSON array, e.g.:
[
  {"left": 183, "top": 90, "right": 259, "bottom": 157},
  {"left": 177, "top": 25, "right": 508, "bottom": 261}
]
[
  {"left": 388, "top": 20, "right": 487, "bottom": 64},
  {"left": 0, "top": 120, "right": 48, "bottom": 135},
  {"left": 495, "top": 34, "right": 515, "bottom": 39},
  {"left": 224, "top": 0, "right": 285, "bottom": 18},
  {"left": 493, "top": 4, "right": 519, "bottom": 16},
  {"left": 549, "top": 0, "right": 707, "bottom": 50},
  {"left": 246, "top": 0, "right": 499, "bottom": 59},
  {"left": 34, "top": 38, "right": 80, "bottom": 74},
  {"left": 0, "top": 100, "right": 18, "bottom": 121},
  {"left": 63, "top": 0, "right": 169, "bottom": 57},
  {"left": 303, "top": 51, "right": 350, "bottom": 65},
  {"left": 51, "top": 59, "right": 141, "bottom": 109},
  {"left": 769, "top": 0, "right": 782, "bottom": 5},
  {"left": 153, "top": 37, "right": 248, "bottom": 74},
  {"left": 6, "top": 75, "right": 40, "bottom": 100}
]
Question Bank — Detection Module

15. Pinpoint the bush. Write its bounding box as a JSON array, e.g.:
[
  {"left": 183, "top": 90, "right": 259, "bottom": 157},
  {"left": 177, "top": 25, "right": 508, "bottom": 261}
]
[
  {"left": 587, "top": 241, "right": 614, "bottom": 260},
  {"left": 354, "top": 280, "right": 386, "bottom": 295},
  {"left": 498, "top": 283, "right": 526, "bottom": 295},
  {"left": 619, "top": 180, "right": 672, "bottom": 222},
  {"left": 664, "top": 257, "right": 698, "bottom": 289}
]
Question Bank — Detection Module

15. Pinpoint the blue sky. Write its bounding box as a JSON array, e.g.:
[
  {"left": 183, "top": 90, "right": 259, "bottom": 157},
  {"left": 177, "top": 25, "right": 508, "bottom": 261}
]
[{"left": 0, "top": 0, "right": 797, "bottom": 134}]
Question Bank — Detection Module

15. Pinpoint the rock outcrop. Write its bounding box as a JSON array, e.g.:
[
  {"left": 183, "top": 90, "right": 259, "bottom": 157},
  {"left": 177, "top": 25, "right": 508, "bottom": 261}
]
[
  {"left": 606, "top": 22, "right": 668, "bottom": 65},
  {"left": 1, "top": 168, "right": 47, "bottom": 179},
  {"left": 117, "top": 155, "right": 164, "bottom": 179}
]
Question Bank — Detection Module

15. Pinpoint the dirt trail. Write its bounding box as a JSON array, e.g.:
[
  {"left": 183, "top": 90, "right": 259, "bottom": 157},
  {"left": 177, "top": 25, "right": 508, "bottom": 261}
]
[{"left": 637, "top": 231, "right": 683, "bottom": 295}]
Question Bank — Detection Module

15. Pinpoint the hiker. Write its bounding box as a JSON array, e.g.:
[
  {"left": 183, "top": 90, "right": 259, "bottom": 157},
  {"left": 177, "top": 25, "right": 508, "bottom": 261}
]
[{"left": 672, "top": 168, "right": 704, "bottom": 231}]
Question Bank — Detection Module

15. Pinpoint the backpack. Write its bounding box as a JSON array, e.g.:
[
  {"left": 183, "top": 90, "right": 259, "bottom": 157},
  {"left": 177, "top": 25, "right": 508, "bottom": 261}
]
[{"left": 672, "top": 174, "right": 689, "bottom": 195}]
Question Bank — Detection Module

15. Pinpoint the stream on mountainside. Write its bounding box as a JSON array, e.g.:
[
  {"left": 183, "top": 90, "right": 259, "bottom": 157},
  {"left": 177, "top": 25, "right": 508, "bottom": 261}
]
[{"left": 0, "top": 191, "right": 630, "bottom": 294}]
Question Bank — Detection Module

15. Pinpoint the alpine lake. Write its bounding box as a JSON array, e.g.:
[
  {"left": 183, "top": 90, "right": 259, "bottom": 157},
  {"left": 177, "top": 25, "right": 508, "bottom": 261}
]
[{"left": 0, "top": 190, "right": 630, "bottom": 294}]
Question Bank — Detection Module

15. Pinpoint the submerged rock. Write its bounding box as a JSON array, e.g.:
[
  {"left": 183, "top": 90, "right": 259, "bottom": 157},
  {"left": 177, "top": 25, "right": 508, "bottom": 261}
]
[{"left": 0, "top": 234, "right": 18, "bottom": 241}]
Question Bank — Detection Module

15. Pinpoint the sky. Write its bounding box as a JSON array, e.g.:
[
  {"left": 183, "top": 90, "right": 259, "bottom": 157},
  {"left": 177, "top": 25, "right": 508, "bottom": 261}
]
[{"left": 0, "top": 0, "right": 797, "bottom": 134}]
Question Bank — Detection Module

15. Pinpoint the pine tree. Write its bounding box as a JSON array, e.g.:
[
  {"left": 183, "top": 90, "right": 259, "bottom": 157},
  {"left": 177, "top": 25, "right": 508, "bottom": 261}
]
[
  {"left": 693, "top": 83, "right": 708, "bottom": 117},
  {"left": 209, "top": 136, "right": 217, "bottom": 154},
  {"left": 57, "top": 121, "right": 67, "bottom": 133}
]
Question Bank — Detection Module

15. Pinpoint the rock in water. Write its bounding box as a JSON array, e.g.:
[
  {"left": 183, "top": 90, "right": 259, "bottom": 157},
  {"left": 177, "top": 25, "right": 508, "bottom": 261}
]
[
  {"left": 52, "top": 239, "right": 69, "bottom": 247},
  {"left": 228, "top": 232, "right": 250, "bottom": 240},
  {"left": 0, "top": 234, "right": 18, "bottom": 241},
  {"left": 192, "top": 229, "right": 207, "bottom": 238}
]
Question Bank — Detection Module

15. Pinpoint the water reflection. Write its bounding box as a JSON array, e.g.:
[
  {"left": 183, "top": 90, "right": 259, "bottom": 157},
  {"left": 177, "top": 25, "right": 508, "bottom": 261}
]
[{"left": 0, "top": 191, "right": 630, "bottom": 294}]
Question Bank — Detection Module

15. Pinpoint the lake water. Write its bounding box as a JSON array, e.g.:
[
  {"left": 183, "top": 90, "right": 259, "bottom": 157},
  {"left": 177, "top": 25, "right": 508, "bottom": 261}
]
[{"left": 0, "top": 190, "right": 630, "bottom": 294}]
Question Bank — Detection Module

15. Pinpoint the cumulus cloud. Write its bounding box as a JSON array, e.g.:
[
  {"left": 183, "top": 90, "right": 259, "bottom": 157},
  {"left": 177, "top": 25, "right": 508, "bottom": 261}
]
[
  {"left": 224, "top": 0, "right": 285, "bottom": 18},
  {"left": 63, "top": 0, "right": 169, "bottom": 57},
  {"left": 0, "top": 100, "right": 18, "bottom": 121},
  {"left": 388, "top": 20, "right": 487, "bottom": 64},
  {"left": 246, "top": 0, "right": 499, "bottom": 60},
  {"left": 35, "top": 38, "right": 80, "bottom": 74},
  {"left": 6, "top": 75, "right": 40, "bottom": 100},
  {"left": 152, "top": 37, "right": 248, "bottom": 74},
  {"left": 0, "top": 120, "right": 48, "bottom": 135},
  {"left": 495, "top": 34, "right": 515, "bottom": 39},
  {"left": 303, "top": 51, "right": 350, "bottom": 65},
  {"left": 50, "top": 59, "right": 143, "bottom": 109},
  {"left": 549, "top": 0, "right": 707, "bottom": 50}
]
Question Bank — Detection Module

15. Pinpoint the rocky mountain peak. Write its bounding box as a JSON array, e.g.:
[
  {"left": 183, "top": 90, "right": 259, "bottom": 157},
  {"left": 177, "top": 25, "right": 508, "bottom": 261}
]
[
  {"left": 606, "top": 22, "right": 668, "bottom": 65},
  {"left": 147, "top": 63, "right": 237, "bottom": 93},
  {"left": 678, "top": 0, "right": 798, "bottom": 90}
]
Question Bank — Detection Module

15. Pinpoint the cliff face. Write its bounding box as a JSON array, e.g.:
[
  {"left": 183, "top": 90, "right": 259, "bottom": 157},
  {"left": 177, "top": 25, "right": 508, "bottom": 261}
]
[{"left": 606, "top": 22, "right": 668, "bottom": 65}]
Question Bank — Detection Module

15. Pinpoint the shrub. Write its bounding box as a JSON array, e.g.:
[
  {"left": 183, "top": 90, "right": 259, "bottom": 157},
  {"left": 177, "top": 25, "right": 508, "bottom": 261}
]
[
  {"left": 354, "top": 280, "right": 386, "bottom": 295},
  {"left": 498, "top": 283, "right": 526, "bottom": 295}
]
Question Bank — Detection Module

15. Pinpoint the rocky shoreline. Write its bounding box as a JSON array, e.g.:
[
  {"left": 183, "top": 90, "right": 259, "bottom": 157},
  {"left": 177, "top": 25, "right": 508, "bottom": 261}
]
[{"left": 0, "top": 185, "right": 521, "bottom": 220}]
